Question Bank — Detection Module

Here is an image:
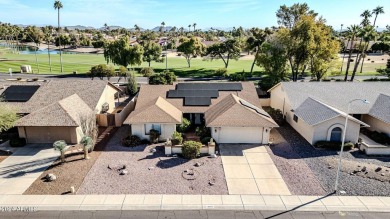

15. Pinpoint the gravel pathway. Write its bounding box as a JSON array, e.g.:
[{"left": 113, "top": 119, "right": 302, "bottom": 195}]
[
  {"left": 77, "top": 127, "right": 228, "bottom": 195},
  {"left": 273, "top": 124, "right": 390, "bottom": 196}
]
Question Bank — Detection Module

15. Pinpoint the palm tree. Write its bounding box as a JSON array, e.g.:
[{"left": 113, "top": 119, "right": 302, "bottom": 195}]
[
  {"left": 360, "top": 10, "right": 372, "bottom": 27},
  {"left": 80, "top": 136, "right": 93, "bottom": 160},
  {"left": 54, "top": 0, "right": 64, "bottom": 73},
  {"left": 372, "top": 6, "right": 384, "bottom": 27},
  {"left": 53, "top": 140, "right": 67, "bottom": 163},
  {"left": 160, "top": 21, "right": 165, "bottom": 33},
  {"left": 43, "top": 26, "right": 53, "bottom": 73},
  {"left": 193, "top": 23, "right": 197, "bottom": 32},
  {"left": 344, "top": 25, "right": 360, "bottom": 81},
  {"left": 188, "top": 24, "right": 191, "bottom": 32},
  {"left": 351, "top": 25, "right": 377, "bottom": 81},
  {"left": 179, "top": 27, "right": 184, "bottom": 36}
]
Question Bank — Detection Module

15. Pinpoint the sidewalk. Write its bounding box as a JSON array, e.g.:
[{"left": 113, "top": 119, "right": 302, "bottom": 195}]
[{"left": 0, "top": 194, "right": 389, "bottom": 212}]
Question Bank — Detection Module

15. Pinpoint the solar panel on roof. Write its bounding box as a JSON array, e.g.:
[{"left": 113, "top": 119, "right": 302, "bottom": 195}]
[
  {"left": 176, "top": 83, "right": 242, "bottom": 91},
  {"left": 184, "top": 97, "right": 212, "bottom": 106},
  {"left": 168, "top": 89, "right": 219, "bottom": 98},
  {"left": 239, "top": 100, "right": 270, "bottom": 118},
  {"left": 2, "top": 85, "right": 40, "bottom": 102}
]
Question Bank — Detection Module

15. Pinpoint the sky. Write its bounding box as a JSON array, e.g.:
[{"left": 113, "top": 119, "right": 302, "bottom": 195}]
[{"left": 0, "top": 0, "right": 389, "bottom": 30}]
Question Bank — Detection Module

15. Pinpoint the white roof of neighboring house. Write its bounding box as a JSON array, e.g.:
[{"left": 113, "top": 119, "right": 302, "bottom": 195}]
[
  {"left": 294, "top": 97, "right": 369, "bottom": 126},
  {"left": 269, "top": 82, "right": 390, "bottom": 124}
]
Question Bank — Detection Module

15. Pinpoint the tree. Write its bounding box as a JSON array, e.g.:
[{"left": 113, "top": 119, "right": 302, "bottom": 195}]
[
  {"left": 104, "top": 37, "right": 144, "bottom": 68},
  {"left": 193, "top": 23, "right": 197, "bottom": 32},
  {"left": 206, "top": 39, "right": 241, "bottom": 68},
  {"left": 42, "top": 26, "right": 53, "bottom": 73},
  {"left": 54, "top": 0, "right": 64, "bottom": 73},
  {"left": 149, "top": 70, "right": 177, "bottom": 85},
  {"left": 303, "top": 16, "right": 340, "bottom": 81},
  {"left": 142, "top": 41, "right": 162, "bottom": 66},
  {"left": 246, "top": 28, "right": 269, "bottom": 74},
  {"left": 25, "top": 26, "right": 43, "bottom": 73},
  {"left": 80, "top": 136, "right": 93, "bottom": 160},
  {"left": 188, "top": 24, "right": 191, "bottom": 32},
  {"left": 351, "top": 25, "right": 377, "bottom": 80},
  {"left": 256, "top": 35, "right": 288, "bottom": 90},
  {"left": 376, "top": 59, "right": 390, "bottom": 78},
  {"left": 53, "top": 140, "right": 67, "bottom": 163},
  {"left": 360, "top": 10, "right": 372, "bottom": 27},
  {"left": 372, "top": 6, "right": 385, "bottom": 26},
  {"left": 276, "top": 3, "right": 318, "bottom": 29},
  {"left": 344, "top": 25, "right": 360, "bottom": 80},
  {"left": 0, "top": 103, "right": 18, "bottom": 133},
  {"left": 177, "top": 37, "right": 206, "bottom": 67},
  {"left": 127, "top": 72, "right": 138, "bottom": 96}
]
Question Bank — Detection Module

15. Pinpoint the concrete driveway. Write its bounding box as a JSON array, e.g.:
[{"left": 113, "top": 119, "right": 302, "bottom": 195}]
[
  {"left": 220, "top": 144, "right": 291, "bottom": 195},
  {"left": 0, "top": 144, "right": 59, "bottom": 194}
]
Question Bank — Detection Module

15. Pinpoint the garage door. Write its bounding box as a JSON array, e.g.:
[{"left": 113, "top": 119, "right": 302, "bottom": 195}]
[
  {"left": 25, "top": 127, "right": 73, "bottom": 144},
  {"left": 218, "top": 127, "right": 263, "bottom": 144}
]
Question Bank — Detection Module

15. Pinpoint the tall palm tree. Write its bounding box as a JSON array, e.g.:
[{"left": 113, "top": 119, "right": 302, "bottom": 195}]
[
  {"left": 54, "top": 0, "right": 64, "bottom": 73},
  {"left": 351, "top": 25, "right": 377, "bottom": 81},
  {"left": 193, "top": 23, "right": 197, "bottom": 32},
  {"left": 372, "top": 6, "right": 384, "bottom": 26},
  {"left": 160, "top": 21, "right": 165, "bottom": 34},
  {"left": 179, "top": 27, "right": 184, "bottom": 36},
  {"left": 344, "top": 25, "right": 360, "bottom": 81},
  {"left": 43, "top": 26, "right": 53, "bottom": 73},
  {"left": 360, "top": 10, "right": 372, "bottom": 27}
]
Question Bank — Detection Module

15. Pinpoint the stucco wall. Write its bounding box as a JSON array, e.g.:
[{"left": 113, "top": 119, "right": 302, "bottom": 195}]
[
  {"left": 362, "top": 115, "right": 390, "bottom": 137},
  {"left": 285, "top": 110, "right": 315, "bottom": 144},
  {"left": 312, "top": 116, "right": 361, "bottom": 144},
  {"left": 18, "top": 126, "right": 79, "bottom": 144},
  {"left": 95, "top": 84, "right": 119, "bottom": 114},
  {"left": 270, "top": 85, "right": 290, "bottom": 115},
  {"left": 131, "top": 123, "right": 176, "bottom": 141}
]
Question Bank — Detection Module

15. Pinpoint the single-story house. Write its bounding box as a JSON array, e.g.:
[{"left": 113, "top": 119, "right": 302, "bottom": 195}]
[
  {"left": 125, "top": 82, "right": 278, "bottom": 144},
  {"left": 0, "top": 80, "right": 121, "bottom": 144},
  {"left": 268, "top": 82, "right": 390, "bottom": 145}
]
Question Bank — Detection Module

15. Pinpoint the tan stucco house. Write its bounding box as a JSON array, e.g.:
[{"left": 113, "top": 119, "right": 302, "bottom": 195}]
[
  {"left": 0, "top": 80, "right": 121, "bottom": 144},
  {"left": 268, "top": 82, "right": 390, "bottom": 145},
  {"left": 125, "top": 82, "right": 278, "bottom": 144}
]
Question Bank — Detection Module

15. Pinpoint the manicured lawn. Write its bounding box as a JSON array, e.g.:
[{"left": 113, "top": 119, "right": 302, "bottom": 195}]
[{"left": 0, "top": 53, "right": 264, "bottom": 77}]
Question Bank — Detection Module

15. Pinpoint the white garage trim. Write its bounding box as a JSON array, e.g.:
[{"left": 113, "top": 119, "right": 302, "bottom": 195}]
[{"left": 211, "top": 127, "right": 264, "bottom": 144}]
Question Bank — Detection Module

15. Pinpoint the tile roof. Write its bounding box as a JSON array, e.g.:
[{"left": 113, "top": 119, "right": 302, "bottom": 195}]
[
  {"left": 294, "top": 97, "right": 368, "bottom": 126},
  {"left": 126, "top": 97, "right": 182, "bottom": 124},
  {"left": 125, "top": 82, "right": 274, "bottom": 126},
  {"left": 369, "top": 94, "right": 390, "bottom": 124},
  {"left": 15, "top": 94, "right": 93, "bottom": 127},
  {"left": 205, "top": 94, "right": 278, "bottom": 127},
  {"left": 0, "top": 80, "right": 120, "bottom": 114},
  {"left": 270, "top": 82, "right": 390, "bottom": 124}
]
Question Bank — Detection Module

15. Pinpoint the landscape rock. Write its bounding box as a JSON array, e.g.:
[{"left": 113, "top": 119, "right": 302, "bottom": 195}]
[
  {"left": 209, "top": 154, "right": 217, "bottom": 158},
  {"left": 150, "top": 148, "right": 157, "bottom": 153},
  {"left": 375, "top": 167, "right": 382, "bottom": 172},
  {"left": 148, "top": 167, "right": 154, "bottom": 170},
  {"left": 119, "top": 170, "right": 128, "bottom": 175},
  {"left": 194, "top": 162, "right": 201, "bottom": 167},
  {"left": 361, "top": 166, "right": 367, "bottom": 172},
  {"left": 45, "top": 173, "right": 57, "bottom": 182}
]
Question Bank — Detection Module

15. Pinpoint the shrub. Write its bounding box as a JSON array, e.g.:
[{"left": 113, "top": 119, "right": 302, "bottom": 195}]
[
  {"left": 195, "top": 126, "right": 211, "bottom": 139},
  {"left": 314, "top": 141, "right": 354, "bottom": 151},
  {"left": 182, "top": 141, "right": 203, "bottom": 159},
  {"left": 177, "top": 118, "right": 191, "bottom": 132},
  {"left": 140, "top": 67, "right": 154, "bottom": 77},
  {"left": 121, "top": 135, "right": 141, "bottom": 147},
  {"left": 149, "top": 129, "right": 160, "bottom": 143},
  {"left": 201, "top": 137, "right": 212, "bottom": 145},
  {"left": 370, "top": 131, "right": 390, "bottom": 144},
  {"left": 149, "top": 74, "right": 167, "bottom": 85},
  {"left": 214, "top": 68, "right": 228, "bottom": 77},
  {"left": 9, "top": 138, "right": 26, "bottom": 147},
  {"left": 16, "top": 77, "right": 22, "bottom": 81},
  {"left": 32, "top": 78, "right": 38, "bottom": 81},
  {"left": 127, "top": 72, "right": 138, "bottom": 96},
  {"left": 171, "top": 131, "right": 183, "bottom": 146},
  {"left": 229, "top": 71, "right": 247, "bottom": 81},
  {"left": 163, "top": 70, "right": 177, "bottom": 85}
]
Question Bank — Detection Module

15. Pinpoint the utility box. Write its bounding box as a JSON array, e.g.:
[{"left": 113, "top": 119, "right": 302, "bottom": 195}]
[{"left": 20, "top": 65, "right": 32, "bottom": 73}]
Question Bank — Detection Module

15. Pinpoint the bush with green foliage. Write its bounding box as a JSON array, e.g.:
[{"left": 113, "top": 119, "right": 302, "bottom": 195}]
[
  {"left": 171, "top": 131, "right": 183, "bottom": 146},
  {"left": 265, "top": 108, "right": 284, "bottom": 125},
  {"left": 149, "top": 129, "right": 160, "bottom": 143},
  {"left": 121, "top": 135, "right": 142, "bottom": 147},
  {"left": 177, "top": 118, "right": 191, "bottom": 132},
  {"left": 182, "top": 141, "right": 203, "bottom": 159},
  {"left": 214, "top": 68, "right": 228, "bottom": 77},
  {"left": 148, "top": 70, "right": 177, "bottom": 85},
  {"left": 369, "top": 131, "right": 390, "bottom": 144},
  {"left": 9, "top": 138, "right": 26, "bottom": 147},
  {"left": 140, "top": 67, "right": 154, "bottom": 77},
  {"left": 201, "top": 137, "right": 212, "bottom": 145},
  {"left": 127, "top": 72, "right": 138, "bottom": 96},
  {"left": 314, "top": 141, "right": 354, "bottom": 151},
  {"left": 229, "top": 71, "right": 247, "bottom": 81},
  {"left": 88, "top": 64, "right": 115, "bottom": 80},
  {"left": 195, "top": 126, "right": 211, "bottom": 140}
]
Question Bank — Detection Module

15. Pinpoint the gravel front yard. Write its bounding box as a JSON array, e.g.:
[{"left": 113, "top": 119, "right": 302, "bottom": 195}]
[
  {"left": 270, "top": 124, "right": 390, "bottom": 196},
  {"left": 77, "top": 127, "right": 228, "bottom": 195}
]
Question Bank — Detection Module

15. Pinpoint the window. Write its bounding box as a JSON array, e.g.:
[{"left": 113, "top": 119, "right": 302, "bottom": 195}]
[
  {"left": 293, "top": 114, "right": 298, "bottom": 123},
  {"left": 145, "top": 124, "right": 161, "bottom": 135}
]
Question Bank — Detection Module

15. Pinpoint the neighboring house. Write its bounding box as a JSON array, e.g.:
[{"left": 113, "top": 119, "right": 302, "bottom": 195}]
[
  {"left": 0, "top": 80, "right": 121, "bottom": 144},
  {"left": 268, "top": 82, "right": 390, "bottom": 145},
  {"left": 125, "top": 82, "right": 278, "bottom": 144}
]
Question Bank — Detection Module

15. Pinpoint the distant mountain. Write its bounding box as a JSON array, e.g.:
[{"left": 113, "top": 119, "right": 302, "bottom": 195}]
[
  {"left": 99, "top": 25, "right": 126, "bottom": 31},
  {"left": 65, "top": 25, "right": 95, "bottom": 30},
  {"left": 202, "top": 27, "right": 235, "bottom": 32},
  {"left": 150, "top": 26, "right": 175, "bottom": 32}
]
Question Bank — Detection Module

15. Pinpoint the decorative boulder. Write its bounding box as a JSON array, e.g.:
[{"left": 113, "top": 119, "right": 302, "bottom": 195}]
[
  {"left": 119, "top": 170, "right": 128, "bottom": 175},
  {"left": 45, "top": 173, "right": 57, "bottom": 182}
]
